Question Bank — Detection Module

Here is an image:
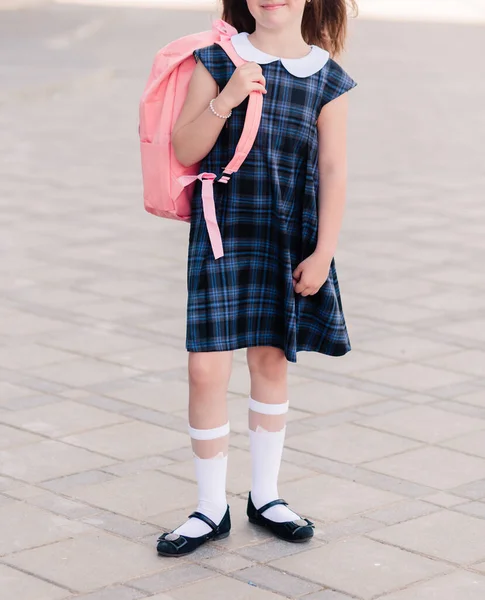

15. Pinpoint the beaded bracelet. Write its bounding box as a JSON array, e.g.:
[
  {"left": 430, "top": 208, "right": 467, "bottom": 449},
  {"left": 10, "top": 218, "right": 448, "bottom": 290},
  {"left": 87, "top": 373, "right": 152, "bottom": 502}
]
[{"left": 209, "top": 98, "right": 232, "bottom": 119}]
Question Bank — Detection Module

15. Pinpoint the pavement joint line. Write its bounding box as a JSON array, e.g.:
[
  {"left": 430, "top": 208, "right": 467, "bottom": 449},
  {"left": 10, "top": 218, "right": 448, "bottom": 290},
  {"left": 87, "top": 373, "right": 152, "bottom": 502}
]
[
  {"left": 0, "top": 558, "right": 78, "bottom": 593},
  {"left": 241, "top": 558, "right": 359, "bottom": 598},
  {"left": 362, "top": 531, "right": 465, "bottom": 573},
  {"left": 231, "top": 562, "right": 329, "bottom": 595}
]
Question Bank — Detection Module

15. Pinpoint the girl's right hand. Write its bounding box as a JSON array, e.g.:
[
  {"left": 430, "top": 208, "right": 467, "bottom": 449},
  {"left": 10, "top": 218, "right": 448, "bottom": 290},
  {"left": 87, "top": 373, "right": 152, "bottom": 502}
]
[{"left": 215, "top": 62, "right": 267, "bottom": 113}]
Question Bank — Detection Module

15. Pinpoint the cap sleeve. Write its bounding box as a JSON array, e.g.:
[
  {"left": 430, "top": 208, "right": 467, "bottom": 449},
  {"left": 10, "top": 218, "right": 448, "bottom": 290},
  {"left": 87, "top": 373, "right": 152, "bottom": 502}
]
[
  {"left": 193, "top": 44, "right": 232, "bottom": 91},
  {"left": 320, "top": 58, "right": 357, "bottom": 108}
]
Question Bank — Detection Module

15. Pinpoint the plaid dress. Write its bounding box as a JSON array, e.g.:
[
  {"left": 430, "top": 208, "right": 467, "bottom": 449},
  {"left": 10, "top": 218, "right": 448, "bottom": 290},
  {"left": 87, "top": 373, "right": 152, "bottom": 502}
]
[{"left": 187, "top": 41, "right": 357, "bottom": 363}]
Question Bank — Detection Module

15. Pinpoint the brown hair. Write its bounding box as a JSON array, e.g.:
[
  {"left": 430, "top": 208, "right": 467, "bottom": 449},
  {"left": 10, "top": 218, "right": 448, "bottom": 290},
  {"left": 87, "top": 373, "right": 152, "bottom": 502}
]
[{"left": 221, "top": 0, "right": 358, "bottom": 57}]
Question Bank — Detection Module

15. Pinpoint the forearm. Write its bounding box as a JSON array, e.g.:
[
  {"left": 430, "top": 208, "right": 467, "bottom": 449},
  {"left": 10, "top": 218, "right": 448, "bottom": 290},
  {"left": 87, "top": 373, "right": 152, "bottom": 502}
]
[
  {"left": 172, "top": 96, "right": 232, "bottom": 167},
  {"left": 315, "top": 167, "right": 347, "bottom": 258}
]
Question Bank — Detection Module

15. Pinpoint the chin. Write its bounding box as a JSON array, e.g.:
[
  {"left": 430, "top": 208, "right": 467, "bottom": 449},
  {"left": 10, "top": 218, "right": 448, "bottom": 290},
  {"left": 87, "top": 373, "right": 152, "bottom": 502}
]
[{"left": 258, "top": 11, "right": 291, "bottom": 28}]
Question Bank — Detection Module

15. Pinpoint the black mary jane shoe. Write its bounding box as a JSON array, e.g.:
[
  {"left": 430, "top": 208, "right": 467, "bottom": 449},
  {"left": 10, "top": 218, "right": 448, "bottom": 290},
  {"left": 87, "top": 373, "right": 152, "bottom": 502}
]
[
  {"left": 156, "top": 505, "right": 231, "bottom": 557},
  {"left": 247, "top": 492, "right": 314, "bottom": 543}
]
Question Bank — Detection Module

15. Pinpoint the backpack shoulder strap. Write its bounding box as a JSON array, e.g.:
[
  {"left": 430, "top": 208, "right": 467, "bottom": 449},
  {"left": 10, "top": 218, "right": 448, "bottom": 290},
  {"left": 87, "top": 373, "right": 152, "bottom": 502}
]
[{"left": 215, "top": 39, "right": 263, "bottom": 182}]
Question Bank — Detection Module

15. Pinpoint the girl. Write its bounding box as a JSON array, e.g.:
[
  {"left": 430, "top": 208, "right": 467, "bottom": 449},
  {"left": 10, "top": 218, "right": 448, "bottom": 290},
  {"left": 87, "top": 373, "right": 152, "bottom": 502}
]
[{"left": 157, "top": 0, "right": 357, "bottom": 557}]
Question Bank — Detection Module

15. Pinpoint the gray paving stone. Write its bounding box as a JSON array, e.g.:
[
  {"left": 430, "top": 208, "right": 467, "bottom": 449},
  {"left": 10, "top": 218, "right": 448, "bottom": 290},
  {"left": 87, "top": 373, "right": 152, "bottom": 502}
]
[
  {"left": 278, "top": 473, "right": 402, "bottom": 522},
  {"left": 0, "top": 563, "right": 69, "bottom": 600},
  {"left": 301, "top": 592, "right": 355, "bottom": 600},
  {"left": 287, "top": 380, "right": 384, "bottom": 414},
  {"left": 65, "top": 470, "right": 196, "bottom": 521},
  {"left": 41, "top": 469, "right": 117, "bottom": 493},
  {"left": 0, "top": 392, "right": 61, "bottom": 411},
  {"left": 236, "top": 538, "right": 322, "bottom": 563},
  {"left": 357, "top": 335, "right": 460, "bottom": 362},
  {"left": 453, "top": 501, "right": 485, "bottom": 520},
  {"left": 5, "top": 531, "right": 162, "bottom": 593},
  {"left": 286, "top": 423, "right": 420, "bottom": 464},
  {"left": 28, "top": 491, "right": 101, "bottom": 519},
  {"left": 45, "top": 326, "right": 153, "bottom": 356},
  {"left": 28, "top": 358, "right": 142, "bottom": 388},
  {"left": 0, "top": 440, "right": 114, "bottom": 483},
  {"left": 104, "top": 345, "right": 189, "bottom": 373},
  {"left": 82, "top": 511, "right": 160, "bottom": 539},
  {"left": 101, "top": 379, "right": 189, "bottom": 413},
  {"left": 441, "top": 430, "right": 485, "bottom": 459},
  {"left": 451, "top": 479, "right": 485, "bottom": 500},
  {"left": 356, "top": 363, "right": 470, "bottom": 393},
  {"left": 364, "top": 499, "right": 440, "bottom": 525},
  {"left": 62, "top": 421, "right": 187, "bottom": 461},
  {"left": 0, "top": 493, "right": 15, "bottom": 507},
  {"left": 0, "top": 423, "right": 44, "bottom": 448},
  {"left": 102, "top": 455, "right": 173, "bottom": 476},
  {"left": 354, "top": 399, "right": 410, "bottom": 417},
  {"left": 434, "top": 400, "right": 485, "bottom": 420},
  {"left": 56, "top": 586, "right": 148, "bottom": 600},
  {"left": 369, "top": 510, "right": 485, "bottom": 563},
  {"left": 365, "top": 446, "right": 485, "bottom": 490},
  {"left": 350, "top": 469, "right": 435, "bottom": 498},
  {"left": 0, "top": 400, "right": 128, "bottom": 438},
  {"left": 77, "top": 394, "right": 140, "bottom": 414},
  {"left": 377, "top": 570, "right": 485, "bottom": 600},
  {"left": 125, "top": 407, "right": 188, "bottom": 433},
  {"left": 0, "top": 381, "right": 36, "bottom": 401},
  {"left": 129, "top": 565, "right": 215, "bottom": 594},
  {"left": 234, "top": 565, "right": 322, "bottom": 597},
  {"left": 315, "top": 515, "right": 383, "bottom": 542},
  {"left": 424, "top": 350, "right": 485, "bottom": 377},
  {"left": 455, "top": 389, "right": 485, "bottom": 408},
  {"left": 359, "top": 406, "right": 485, "bottom": 444},
  {"left": 202, "top": 553, "right": 254, "bottom": 573},
  {"left": 270, "top": 537, "right": 449, "bottom": 599},
  {"left": 0, "top": 500, "right": 92, "bottom": 555},
  {"left": 166, "top": 575, "right": 285, "bottom": 599},
  {"left": 422, "top": 492, "right": 469, "bottom": 508}
]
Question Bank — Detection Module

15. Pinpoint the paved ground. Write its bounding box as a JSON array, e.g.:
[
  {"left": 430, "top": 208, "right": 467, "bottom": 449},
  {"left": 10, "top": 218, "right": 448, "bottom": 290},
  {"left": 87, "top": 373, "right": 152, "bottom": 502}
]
[{"left": 1, "top": 4, "right": 485, "bottom": 600}]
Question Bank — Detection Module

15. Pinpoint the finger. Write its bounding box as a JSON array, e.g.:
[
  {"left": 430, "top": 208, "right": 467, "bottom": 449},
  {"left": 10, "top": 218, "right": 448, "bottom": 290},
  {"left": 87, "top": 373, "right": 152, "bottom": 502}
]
[
  {"left": 251, "top": 83, "right": 267, "bottom": 94},
  {"left": 301, "top": 287, "right": 316, "bottom": 297}
]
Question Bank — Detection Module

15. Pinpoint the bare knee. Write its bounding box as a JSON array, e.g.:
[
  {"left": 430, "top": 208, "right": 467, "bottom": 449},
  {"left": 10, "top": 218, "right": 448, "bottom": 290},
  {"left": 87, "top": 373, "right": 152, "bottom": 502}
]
[
  {"left": 247, "top": 347, "right": 287, "bottom": 382},
  {"left": 188, "top": 351, "right": 232, "bottom": 389}
]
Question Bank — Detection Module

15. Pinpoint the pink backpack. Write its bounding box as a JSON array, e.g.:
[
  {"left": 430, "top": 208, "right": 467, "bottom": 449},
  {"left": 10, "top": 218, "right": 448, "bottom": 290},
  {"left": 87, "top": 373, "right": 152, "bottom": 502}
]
[{"left": 139, "top": 19, "right": 263, "bottom": 259}]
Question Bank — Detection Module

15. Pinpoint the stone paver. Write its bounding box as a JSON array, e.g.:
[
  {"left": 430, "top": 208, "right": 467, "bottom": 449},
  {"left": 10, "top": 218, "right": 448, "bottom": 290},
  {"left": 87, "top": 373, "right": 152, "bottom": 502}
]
[
  {"left": 378, "top": 570, "right": 485, "bottom": 600},
  {"left": 364, "top": 446, "right": 485, "bottom": 490},
  {"left": 1, "top": 4, "right": 484, "bottom": 600},
  {"left": 369, "top": 510, "right": 485, "bottom": 564},
  {"left": 0, "top": 563, "right": 69, "bottom": 600},
  {"left": 0, "top": 501, "right": 91, "bottom": 555},
  {"left": 4, "top": 531, "right": 163, "bottom": 593},
  {"left": 270, "top": 537, "right": 450, "bottom": 599},
  {"left": 358, "top": 406, "right": 485, "bottom": 444},
  {"left": 286, "top": 423, "right": 420, "bottom": 464}
]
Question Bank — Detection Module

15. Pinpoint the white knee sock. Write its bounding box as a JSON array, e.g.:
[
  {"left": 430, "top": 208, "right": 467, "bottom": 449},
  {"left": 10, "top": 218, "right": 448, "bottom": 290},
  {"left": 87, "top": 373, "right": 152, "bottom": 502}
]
[
  {"left": 249, "top": 397, "right": 301, "bottom": 523},
  {"left": 173, "top": 422, "right": 229, "bottom": 538}
]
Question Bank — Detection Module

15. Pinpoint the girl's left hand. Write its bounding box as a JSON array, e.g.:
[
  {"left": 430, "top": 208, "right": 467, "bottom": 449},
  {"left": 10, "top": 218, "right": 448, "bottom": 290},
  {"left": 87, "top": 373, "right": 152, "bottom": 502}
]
[{"left": 292, "top": 252, "right": 332, "bottom": 296}]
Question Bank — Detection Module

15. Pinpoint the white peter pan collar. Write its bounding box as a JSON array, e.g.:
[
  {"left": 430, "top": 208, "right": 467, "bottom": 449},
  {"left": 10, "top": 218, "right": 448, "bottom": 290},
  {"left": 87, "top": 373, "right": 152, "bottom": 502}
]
[{"left": 231, "top": 32, "right": 329, "bottom": 78}]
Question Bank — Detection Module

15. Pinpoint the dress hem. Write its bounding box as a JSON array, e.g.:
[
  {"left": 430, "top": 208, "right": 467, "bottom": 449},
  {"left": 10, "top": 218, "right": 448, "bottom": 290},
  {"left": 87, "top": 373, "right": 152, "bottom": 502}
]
[{"left": 185, "top": 340, "right": 351, "bottom": 363}]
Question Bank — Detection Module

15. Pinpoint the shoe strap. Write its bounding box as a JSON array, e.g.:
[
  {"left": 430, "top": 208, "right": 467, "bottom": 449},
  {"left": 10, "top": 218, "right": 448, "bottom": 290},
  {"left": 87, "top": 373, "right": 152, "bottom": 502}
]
[
  {"left": 256, "top": 498, "right": 288, "bottom": 518},
  {"left": 188, "top": 511, "right": 218, "bottom": 531}
]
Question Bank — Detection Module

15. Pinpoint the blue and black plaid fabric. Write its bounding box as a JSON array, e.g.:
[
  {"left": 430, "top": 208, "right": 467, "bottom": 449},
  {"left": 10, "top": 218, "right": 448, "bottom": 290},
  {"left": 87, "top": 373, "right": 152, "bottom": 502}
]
[{"left": 186, "top": 43, "right": 357, "bottom": 363}]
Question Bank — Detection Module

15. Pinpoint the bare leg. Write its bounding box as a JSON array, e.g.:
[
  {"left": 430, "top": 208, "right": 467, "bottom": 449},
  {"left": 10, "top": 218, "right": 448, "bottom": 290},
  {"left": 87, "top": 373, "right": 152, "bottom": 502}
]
[
  {"left": 172, "top": 350, "right": 233, "bottom": 538},
  {"left": 246, "top": 346, "right": 300, "bottom": 522}
]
